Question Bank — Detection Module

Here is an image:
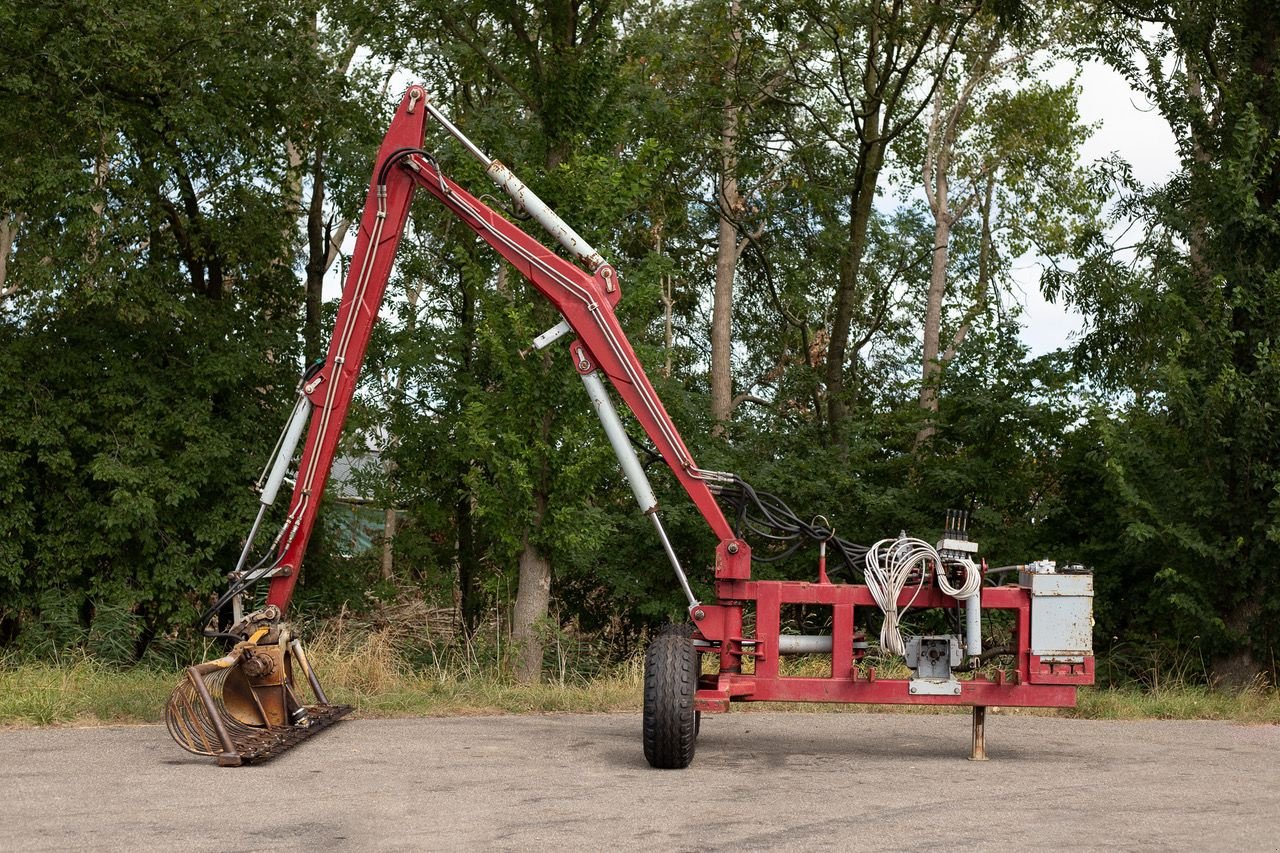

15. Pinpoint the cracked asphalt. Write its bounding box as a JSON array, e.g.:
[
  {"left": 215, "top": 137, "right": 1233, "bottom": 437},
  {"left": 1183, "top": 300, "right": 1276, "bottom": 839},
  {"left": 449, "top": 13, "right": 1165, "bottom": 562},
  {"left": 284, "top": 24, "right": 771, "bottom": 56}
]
[{"left": 2, "top": 712, "right": 1277, "bottom": 851}]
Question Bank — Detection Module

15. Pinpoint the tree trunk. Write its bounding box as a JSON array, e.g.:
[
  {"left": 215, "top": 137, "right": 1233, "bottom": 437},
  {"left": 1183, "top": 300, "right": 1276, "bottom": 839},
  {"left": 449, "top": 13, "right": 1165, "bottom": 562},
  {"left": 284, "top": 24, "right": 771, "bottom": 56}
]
[
  {"left": 654, "top": 220, "right": 674, "bottom": 378},
  {"left": 1213, "top": 599, "right": 1265, "bottom": 686},
  {"left": 86, "top": 132, "right": 110, "bottom": 284},
  {"left": 456, "top": 488, "right": 484, "bottom": 633},
  {"left": 824, "top": 151, "right": 883, "bottom": 433},
  {"left": 303, "top": 146, "right": 328, "bottom": 363},
  {"left": 380, "top": 506, "right": 396, "bottom": 581},
  {"left": 511, "top": 500, "right": 551, "bottom": 683},
  {"left": 917, "top": 208, "right": 951, "bottom": 446},
  {"left": 913, "top": 36, "right": 1004, "bottom": 448},
  {"left": 511, "top": 397, "right": 554, "bottom": 683},
  {"left": 711, "top": 205, "right": 738, "bottom": 430},
  {"left": 823, "top": 4, "right": 888, "bottom": 437},
  {"left": 710, "top": 0, "right": 745, "bottom": 433},
  {"left": 0, "top": 211, "right": 22, "bottom": 298}
]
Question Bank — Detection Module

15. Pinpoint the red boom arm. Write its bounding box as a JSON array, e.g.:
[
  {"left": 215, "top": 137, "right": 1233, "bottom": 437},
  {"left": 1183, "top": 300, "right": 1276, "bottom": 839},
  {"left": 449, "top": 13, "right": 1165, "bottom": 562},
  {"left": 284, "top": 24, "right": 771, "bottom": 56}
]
[
  {"left": 266, "top": 86, "right": 735, "bottom": 610},
  {"left": 186, "top": 86, "right": 1091, "bottom": 772}
]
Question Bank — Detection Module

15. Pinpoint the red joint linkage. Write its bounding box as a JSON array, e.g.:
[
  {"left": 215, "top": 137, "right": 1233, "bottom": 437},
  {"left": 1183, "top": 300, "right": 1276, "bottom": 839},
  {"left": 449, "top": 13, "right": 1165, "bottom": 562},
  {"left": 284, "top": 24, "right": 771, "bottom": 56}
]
[{"left": 714, "top": 539, "right": 751, "bottom": 580}]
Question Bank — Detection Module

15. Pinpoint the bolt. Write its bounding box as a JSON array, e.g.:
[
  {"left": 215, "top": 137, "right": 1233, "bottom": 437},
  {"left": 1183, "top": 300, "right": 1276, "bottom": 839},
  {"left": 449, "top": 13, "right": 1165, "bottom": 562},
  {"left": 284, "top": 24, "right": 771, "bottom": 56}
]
[
  {"left": 727, "top": 542, "right": 739, "bottom": 555},
  {"left": 910, "top": 686, "right": 917, "bottom": 694},
  {"left": 693, "top": 609, "right": 706, "bottom": 621}
]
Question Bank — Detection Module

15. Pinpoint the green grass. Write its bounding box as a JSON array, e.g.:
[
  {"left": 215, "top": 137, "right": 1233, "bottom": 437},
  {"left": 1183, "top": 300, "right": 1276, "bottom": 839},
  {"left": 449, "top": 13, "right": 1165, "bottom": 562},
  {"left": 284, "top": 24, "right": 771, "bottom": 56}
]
[
  {"left": 2, "top": 638, "right": 1277, "bottom": 728},
  {"left": 0, "top": 657, "right": 177, "bottom": 726},
  {"left": 0, "top": 642, "right": 648, "bottom": 727},
  {"left": 1070, "top": 684, "right": 1280, "bottom": 723}
]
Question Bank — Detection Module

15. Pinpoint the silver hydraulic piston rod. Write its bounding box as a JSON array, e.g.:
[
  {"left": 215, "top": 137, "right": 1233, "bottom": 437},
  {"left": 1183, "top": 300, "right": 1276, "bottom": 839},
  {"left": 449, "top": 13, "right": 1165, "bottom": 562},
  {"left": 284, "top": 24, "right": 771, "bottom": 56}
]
[
  {"left": 777, "top": 635, "right": 834, "bottom": 655},
  {"left": 424, "top": 101, "right": 607, "bottom": 273},
  {"left": 230, "top": 394, "right": 311, "bottom": 622},
  {"left": 260, "top": 395, "right": 311, "bottom": 506},
  {"left": 579, "top": 369, "right": 698, "bottom": 608}
]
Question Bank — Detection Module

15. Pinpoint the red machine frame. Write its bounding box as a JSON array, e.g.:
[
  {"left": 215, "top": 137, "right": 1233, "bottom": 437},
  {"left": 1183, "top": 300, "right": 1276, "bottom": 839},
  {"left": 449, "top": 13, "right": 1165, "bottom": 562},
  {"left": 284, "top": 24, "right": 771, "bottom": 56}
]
[{"left": 262, "top": 87, "right": 1092, "bottom": 728}]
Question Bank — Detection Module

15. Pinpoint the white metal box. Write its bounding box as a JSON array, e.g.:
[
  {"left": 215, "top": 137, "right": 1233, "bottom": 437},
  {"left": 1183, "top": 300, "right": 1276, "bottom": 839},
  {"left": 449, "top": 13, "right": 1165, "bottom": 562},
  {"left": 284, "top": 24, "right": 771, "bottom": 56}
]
[{"left": 1019, "top": 569, "right": 1094, "bottom": 658}]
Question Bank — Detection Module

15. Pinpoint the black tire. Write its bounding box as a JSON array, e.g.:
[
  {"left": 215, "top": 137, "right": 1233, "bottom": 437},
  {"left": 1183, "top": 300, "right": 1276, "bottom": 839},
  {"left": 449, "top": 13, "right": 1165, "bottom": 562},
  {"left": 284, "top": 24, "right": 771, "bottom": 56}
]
[
  {"left": 643, "top": 634, "right": 698, "bottom": 769},
  {"left": 654, "top": 624, "right": 701, "bottom": 737}
]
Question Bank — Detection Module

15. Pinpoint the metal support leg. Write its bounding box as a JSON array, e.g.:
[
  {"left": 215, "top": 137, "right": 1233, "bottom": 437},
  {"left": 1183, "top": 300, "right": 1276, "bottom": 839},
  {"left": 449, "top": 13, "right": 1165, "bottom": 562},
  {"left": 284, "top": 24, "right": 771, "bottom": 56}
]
[
  {"left": 289, "top": 639, "right": 330, "bottom": 706},
  {"left": 969, "top": 705, "right": 988, "bottom": 761},
  {"left": 186, "top": 666, "right": 242, "bottom": 767}
]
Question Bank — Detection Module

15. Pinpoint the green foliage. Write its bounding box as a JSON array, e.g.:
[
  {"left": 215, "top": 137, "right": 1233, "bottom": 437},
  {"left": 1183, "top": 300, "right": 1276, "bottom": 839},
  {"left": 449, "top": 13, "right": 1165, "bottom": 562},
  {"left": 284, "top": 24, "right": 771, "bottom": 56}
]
[
  {"left": 1051, "top": 1, "right": 1280, "bottom": 675},
  {"left": 4, "top": 0, "right": 1276, "bottom": 692},
  {"left": 0, "top": 293, "right": 297, "bottom": 653}
]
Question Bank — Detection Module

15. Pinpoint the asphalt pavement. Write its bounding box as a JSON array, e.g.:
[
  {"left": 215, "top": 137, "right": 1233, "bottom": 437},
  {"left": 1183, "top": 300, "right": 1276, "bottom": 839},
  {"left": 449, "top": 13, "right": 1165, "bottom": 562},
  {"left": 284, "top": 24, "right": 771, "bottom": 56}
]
[{"left": 2, "top": 712, "right": 1277, "bottom": 851}]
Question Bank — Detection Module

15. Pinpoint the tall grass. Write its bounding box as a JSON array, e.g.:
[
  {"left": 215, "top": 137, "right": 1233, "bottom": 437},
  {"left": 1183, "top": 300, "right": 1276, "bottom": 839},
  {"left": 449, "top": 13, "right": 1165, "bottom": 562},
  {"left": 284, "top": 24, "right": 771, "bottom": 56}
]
[
  {"left": 2, "top": 622, "right": 1278, "bottom": 727},
  {"left": 0, "top": 620, "right": 645, "bottom": 727}
]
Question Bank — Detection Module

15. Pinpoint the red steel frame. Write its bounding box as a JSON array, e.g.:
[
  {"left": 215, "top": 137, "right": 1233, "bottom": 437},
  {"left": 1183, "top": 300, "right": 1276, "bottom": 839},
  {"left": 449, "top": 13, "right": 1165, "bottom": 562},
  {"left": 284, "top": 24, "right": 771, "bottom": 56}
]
[{"left": 264, "top": 87, "right": 1093, "bottom": 712}]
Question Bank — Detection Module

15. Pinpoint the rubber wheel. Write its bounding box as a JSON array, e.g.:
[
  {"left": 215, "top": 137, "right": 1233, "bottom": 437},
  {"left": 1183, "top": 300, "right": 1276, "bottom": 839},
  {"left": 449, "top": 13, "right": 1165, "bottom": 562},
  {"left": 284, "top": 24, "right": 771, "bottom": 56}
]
[
  {"left": 643, "top": 633, "right": 698, "bottom": 769},
  {"left": 653, "top": 624, "right": 701, "bottom": 736}
]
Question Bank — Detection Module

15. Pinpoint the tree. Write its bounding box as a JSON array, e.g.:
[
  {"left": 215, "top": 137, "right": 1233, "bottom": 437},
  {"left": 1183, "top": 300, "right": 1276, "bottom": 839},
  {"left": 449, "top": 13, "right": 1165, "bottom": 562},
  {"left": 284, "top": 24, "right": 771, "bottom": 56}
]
[
  {"left": 1060, "top": 0, "right": 1280, "bottom": 681},
  {"left": 914, "top": 6, "right": 1099, "bottom": 446},
  {"left": 385, "top": 0, "right": 678, "bottom": 680},
  {"left": 0, "top": 0, "right": 338, "bottom": 654},
  {"left": 772, "top": 0, "right": 976, "bottom": 437}
]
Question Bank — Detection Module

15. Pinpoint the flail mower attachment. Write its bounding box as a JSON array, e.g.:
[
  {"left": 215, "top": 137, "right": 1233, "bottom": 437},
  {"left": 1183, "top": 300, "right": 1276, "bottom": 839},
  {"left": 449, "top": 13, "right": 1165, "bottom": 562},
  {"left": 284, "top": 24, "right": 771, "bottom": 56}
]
[{"left": 165, "top": 607, "right": 350, "bottom": 766}]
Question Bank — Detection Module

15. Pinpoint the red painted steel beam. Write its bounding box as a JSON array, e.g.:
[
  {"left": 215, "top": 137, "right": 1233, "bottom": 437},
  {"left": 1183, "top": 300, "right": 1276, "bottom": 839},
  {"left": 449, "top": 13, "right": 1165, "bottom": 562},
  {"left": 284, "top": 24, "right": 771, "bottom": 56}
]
[
  {"left": 267, "top": 86, "right": 737, "bottom": 612},
  {"left": 267, "top": 88, "right": 429, "bottom": 609},
  {"left": 700, "top": 677, "right": 1078, "bottom": 708}
]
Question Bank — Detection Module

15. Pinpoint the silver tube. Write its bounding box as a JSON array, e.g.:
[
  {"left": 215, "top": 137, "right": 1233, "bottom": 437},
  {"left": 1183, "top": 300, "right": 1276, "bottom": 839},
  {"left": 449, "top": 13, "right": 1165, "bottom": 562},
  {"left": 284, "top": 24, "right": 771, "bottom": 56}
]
[
  {"left": 966, "top": 594, "right": 983, "bottom": 657},
  {"left": 427, "top": 99, "right": 605, "bottom": 270},
  {"left": 289, "top": 639, "right": 329, "bottom": 705},
  {"left": 651, "top": 513, "right": 698, "bottom": 609},
  {"left": 485, "top": 162, "right": 605, "bottom": 271},
  {"left": 579, "top": 371, "right": 657, "bottom": 513},
  {"left": 778, "top": 635, "right": 834, "bottom": 655},
  {"left": 229, "top": 502, "right": 270, "bottom": 625},
  {"left": 424, "top": 102, "right": 493, "bottom": 167},
  {"left": 579, "top": 370, "right": 695, "bottom": 607},
  {"left": 260, "top": 396, "right": 310, "bottom": 506}
]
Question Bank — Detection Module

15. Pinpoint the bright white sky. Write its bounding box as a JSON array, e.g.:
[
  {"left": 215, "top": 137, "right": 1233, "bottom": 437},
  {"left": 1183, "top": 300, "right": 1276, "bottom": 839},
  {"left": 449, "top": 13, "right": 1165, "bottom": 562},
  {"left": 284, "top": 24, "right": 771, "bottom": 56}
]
[{"left": 1014, "top": 59, "right": 1180, "bottom": 354}]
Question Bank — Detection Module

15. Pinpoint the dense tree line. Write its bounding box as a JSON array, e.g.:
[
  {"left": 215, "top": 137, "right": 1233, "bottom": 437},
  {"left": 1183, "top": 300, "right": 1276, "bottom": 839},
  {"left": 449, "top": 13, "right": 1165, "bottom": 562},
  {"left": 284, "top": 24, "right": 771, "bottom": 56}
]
[{"left": 0, "top": 0, "right": 1275, "bottom": 684}]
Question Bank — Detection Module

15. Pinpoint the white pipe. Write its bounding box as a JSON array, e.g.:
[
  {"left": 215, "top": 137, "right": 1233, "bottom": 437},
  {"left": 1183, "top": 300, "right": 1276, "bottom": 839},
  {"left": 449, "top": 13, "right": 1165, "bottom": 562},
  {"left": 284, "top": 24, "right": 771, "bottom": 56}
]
[
  {"left": 485, "top": 162, "right": 605, "bottom": 272},
  {"left": 261, "top": 396, "right": 310, "bottom": 506},
  {"left": 579, "top": 371, "right": 657, "bottom": 513},
  {"left": 966, "top": 593, "right": 983, "bottom": 657},
  {"left": 777, "top": 635, "right": 834, "bottom": 655}
]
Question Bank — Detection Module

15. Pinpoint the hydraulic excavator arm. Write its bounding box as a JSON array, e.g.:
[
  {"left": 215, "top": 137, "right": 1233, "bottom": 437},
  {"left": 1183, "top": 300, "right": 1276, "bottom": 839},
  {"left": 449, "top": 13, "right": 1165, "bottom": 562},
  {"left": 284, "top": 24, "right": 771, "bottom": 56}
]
[
  {"left": 266, "top": 85, "right": 738, "bottom": 617},
  {"left": 167, "top": 86, "right": 1095, "bottom": 769},
  {"left": 167, "top": 85, "right": 744, "bottom": 765}
]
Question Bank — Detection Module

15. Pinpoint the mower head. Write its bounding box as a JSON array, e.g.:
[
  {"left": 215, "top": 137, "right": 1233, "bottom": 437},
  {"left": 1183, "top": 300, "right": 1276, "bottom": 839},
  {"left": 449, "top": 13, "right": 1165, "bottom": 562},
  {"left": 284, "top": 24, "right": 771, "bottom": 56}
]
[{"left": 165, "top": 606, "right": 350, "bottom": 766}]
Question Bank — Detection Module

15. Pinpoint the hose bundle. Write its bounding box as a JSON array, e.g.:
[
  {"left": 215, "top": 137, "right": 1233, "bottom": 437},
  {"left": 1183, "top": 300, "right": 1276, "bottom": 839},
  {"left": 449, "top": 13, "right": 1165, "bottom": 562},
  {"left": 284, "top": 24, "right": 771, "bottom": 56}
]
[
  {"left": 709, "top": 475, "right": 869, "bottom": 573},
  {"left": 863, "top": 536, "right": 938, "bottom": 656}
]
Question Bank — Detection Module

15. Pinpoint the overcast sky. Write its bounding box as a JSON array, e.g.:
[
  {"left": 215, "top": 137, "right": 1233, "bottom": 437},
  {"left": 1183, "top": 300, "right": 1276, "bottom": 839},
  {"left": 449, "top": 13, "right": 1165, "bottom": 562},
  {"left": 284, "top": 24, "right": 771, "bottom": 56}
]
[{"left": 1014, "top": 59, "right": 1181, "bottom": 355}]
